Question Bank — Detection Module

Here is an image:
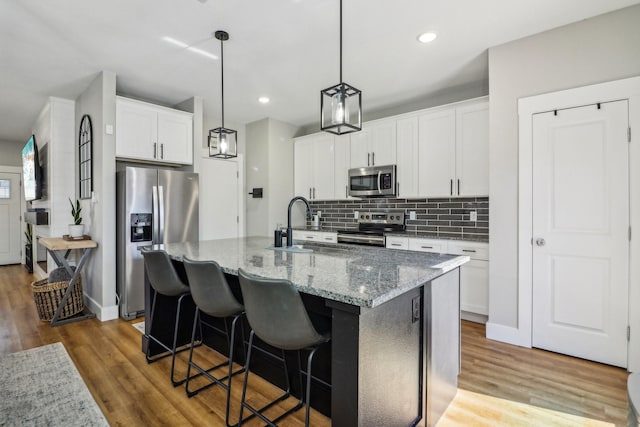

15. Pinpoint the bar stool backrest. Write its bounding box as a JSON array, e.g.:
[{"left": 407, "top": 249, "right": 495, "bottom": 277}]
[
  {"left": 142, "top": 249, "right": 189, "bottom": 297},
  {"left": 238, "top": 268, "right": 327, "bottom": 351},
  {"left": 183, "top": 257, "right": 243, "bottom": 318}
]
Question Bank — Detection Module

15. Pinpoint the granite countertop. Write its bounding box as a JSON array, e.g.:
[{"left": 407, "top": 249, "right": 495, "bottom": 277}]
[
  {"left": 148, "top": 236, "right": 468, "bottom": 309},
  {"left": 293, "top": 226, "right": 488, "bottom": 243}
]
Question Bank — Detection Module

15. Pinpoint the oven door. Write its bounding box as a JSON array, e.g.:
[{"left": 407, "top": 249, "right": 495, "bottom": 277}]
[{"left": 348, "top": 165, "right": 396, "bottom": 197}]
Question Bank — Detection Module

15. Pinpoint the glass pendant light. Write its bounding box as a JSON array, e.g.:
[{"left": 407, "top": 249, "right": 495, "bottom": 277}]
[
  {"left": 320, "top": 0, "right": 362, "bottom": 135},
  {"left": 209, "top": 30, "right": 238, "bottom": 158}
]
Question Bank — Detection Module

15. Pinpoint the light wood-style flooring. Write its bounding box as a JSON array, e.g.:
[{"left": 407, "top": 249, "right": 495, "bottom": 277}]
[{"left": 0, "top": 264, "right": 630, "bottom": 426}]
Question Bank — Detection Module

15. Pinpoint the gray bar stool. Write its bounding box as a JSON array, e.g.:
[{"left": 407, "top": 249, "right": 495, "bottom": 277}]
[
  {"left": 142, "top": 249, "right": 195, "bottom": 387},
  {"left": 237, "top": 268, "right": 331, "bottom": 427},
  {"left": 183, "top": 257, "right": 245, "bottom": 427}
]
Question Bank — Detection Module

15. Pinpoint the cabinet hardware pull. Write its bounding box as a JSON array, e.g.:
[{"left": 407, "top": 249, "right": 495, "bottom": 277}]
[
  {"left": 345, "top": 185, "right": 348, "bottom": 198},
  {"left": 160, "top": 143, "right": 164, "bottom": 159},
  {"left": 367, "top": 153, "right": 370, "bottom": 166},
  {"left": 450, "top": 179, "right": 453, "bottom": 196},
  {"left": 309, "top": 188, "right": 312, "bottom": 199},
  {"left": 372, "top": 152, "right": 375, "bottom": 166},
  {"left": 457, "top": 179, "right": 460, "bottom": 195},
  {"left": 313, "top": 187, "right": 316, "bottom": 199},
  {"left": 154, "top": 143, "right": 157, "bottom": 159},
  {"left": 391, "top": 243, "right": 401, "bottom": 246},
  {"left": 462, "top": 249, "right": 476, "bottom": 253},
  {"left": 421, "top": 246, "right": 433, "bottom": 249}
]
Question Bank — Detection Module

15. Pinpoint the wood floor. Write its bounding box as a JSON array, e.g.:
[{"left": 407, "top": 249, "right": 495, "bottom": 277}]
[{"left": 0, "top": 264, "right": 630, "bottom": 426}]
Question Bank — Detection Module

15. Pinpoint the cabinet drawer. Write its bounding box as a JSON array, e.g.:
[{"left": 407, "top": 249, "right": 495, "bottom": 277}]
[
  {"left": 408, "top": 238, "right": 446, "bottom": 253},
  {"left": 386, "top": 236, "right": 409, "bottom": 250},
  {"left": 446, "top": 241, "right": 489, "bottom": 261},
  {"left": 292, "top": 230, "right": 337, "bottom": 243}
]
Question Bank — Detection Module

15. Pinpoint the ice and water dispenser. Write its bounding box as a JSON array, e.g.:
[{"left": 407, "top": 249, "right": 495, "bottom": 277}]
[{"left": 131, "top": 213, "right": 152, "bottom": 242}]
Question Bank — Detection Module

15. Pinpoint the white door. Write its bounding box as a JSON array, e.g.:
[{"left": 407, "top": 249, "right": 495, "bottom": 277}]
[
  {"left": 418, "top": 109, "right": 456, "bottom": 197},
  {"left": 369, "top": 121, "right": 397, "bottom": 166},
  {"left": 532, "top": 100, "right": 629, "bottom": 368},
  {"left": 157, "top": 111, "right": 193, "bottom": 164},
  {"left": 312, "top": 134, "right": 335, "bottom": 200},
  {"left": 396, "top": 117, "right": 419, "bottom": 198},
  {"left": 294, "top": 139, "right": 314, "bottom": 199},
  {"left": 0, "top": 172, "right": 22, "bottom": 265},
  {"left": 200, "top": 158, "right": 239, "bottom": 240},
  {"left": 456, "top": 102, "right": 489, "bottom": 196}
]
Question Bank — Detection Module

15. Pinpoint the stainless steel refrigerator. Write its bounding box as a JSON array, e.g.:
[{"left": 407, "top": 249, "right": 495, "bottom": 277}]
[{"left": 116, "top": 166, "right": 199, "bottom": 320}]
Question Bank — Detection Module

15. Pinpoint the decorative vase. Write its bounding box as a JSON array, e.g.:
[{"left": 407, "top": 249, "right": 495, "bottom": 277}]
[{"left": 69, "top": 224, "right": 84, "bottom": 238}]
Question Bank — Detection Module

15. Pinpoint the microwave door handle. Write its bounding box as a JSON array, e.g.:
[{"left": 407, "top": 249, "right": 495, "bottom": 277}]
[{"left": 377, "top": 171, "right": 382, "bottom": 194}]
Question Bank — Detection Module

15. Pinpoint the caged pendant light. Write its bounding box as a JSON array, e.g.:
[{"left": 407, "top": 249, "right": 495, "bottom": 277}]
[
  {"left": 320, "top": 0, "right": 362, "bottom": 135},
  {"left": 208, "top": 30, "right": 237, "bottom": 158}
]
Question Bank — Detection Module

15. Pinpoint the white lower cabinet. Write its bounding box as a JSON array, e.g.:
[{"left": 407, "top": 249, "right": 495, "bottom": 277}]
[
  {"left": 292, "top": 230, "right": 338, "bottom": 244},
  {"left": 389, "top": 237, "right": 489, "bottom": 321}
]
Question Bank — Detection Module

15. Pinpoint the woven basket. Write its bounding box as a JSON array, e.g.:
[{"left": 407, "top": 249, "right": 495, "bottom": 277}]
[{"left": 32, "top": 276, "right": 84, "bottom": 322}]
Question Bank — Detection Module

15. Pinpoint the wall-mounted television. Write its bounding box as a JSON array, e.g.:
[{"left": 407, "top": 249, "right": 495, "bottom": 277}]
[{"left": 21, "top": 134, "right": 42, "bottom": 201}]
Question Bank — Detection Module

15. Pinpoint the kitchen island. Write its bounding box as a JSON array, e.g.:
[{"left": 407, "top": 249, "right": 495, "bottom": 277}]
[{"left": 143, "top": 236, "right": 468, "bottom": 427}]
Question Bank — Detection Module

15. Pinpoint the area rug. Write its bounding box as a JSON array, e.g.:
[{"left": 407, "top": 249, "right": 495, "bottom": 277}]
[{"left": 0, "top": 342, "right": 108, "bottom": 426}]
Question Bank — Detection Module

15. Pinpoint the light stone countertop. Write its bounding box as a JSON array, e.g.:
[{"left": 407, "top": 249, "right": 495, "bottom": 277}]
[{"left": 148, "top": 236, "right": 469, "bottom": 309}]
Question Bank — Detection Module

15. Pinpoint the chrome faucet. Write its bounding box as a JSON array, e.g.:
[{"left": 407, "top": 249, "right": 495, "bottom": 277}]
[{"left": 286, "top": 196, "right": 312, "bottom": 247}]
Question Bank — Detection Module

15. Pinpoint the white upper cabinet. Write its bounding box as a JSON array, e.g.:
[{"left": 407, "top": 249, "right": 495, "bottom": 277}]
[
  {"left": 396, "top": 116, "right": 419, "bottom": 198},
  {"left": 455, "top": 102, "right": 489, "bottom": 196},
  {"left": 349, "top": 120, "right": 396, "bottom": 168},
  {"left": 116, "top": 96, "right": 193, "bottom": 165},
  {"left": 418, "top": 109, "right": 457, "bottom": 197},
  {"left": 417, "top": 100, "right": 489, "bottom": 197},
  {"left": 294, "top": 133, "right": 335, "bottom": 200},
  {"left": 334, "top": 134, "right": 351, "bottom": 200}
]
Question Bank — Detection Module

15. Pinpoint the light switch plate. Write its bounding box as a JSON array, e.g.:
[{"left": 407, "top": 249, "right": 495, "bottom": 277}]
[
  {"left": 105, "top": 124, "right": 114, "bottom": 135},
  {"left": 470, "top": 211, "right": 477, "bottom": 222},
  {"left": 409, "top": 211, "right": 416, "bottom": 220},
  {"left": 354, "top": 211, "right": 359, "bottom": 219}
]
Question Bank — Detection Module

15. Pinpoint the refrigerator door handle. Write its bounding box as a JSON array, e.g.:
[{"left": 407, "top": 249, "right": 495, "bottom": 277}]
[
  {"left": 152, "top": 185, "right": 159, "bottom": 244},
  {"left": 158, "top": 185, "right": 165, "bottom": 243}
]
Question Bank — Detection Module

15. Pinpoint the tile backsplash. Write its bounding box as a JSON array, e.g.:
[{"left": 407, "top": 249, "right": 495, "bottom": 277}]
[{"left": 308, "top": 197, "right": 489, "bottom": 241}]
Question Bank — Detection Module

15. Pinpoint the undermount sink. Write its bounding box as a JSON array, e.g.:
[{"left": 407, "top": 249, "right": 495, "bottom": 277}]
[{"left": 267, "top": 245, "right": 313, "bottom": 253}]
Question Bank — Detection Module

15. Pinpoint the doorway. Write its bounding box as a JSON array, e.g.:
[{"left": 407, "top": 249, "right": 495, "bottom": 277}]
[
  {"left": 0, "top": 171, "right": 22, "bottom": 265},
  {"left": 516, "top": 76, "right": 640, "bottom": 373},
  {"left": 531, "top": 101, "right": 629, "bottom": 368}
]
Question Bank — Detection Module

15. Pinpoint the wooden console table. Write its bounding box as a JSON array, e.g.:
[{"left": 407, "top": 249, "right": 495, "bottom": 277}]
[{"left": 39, "top": 237, "right": 97, "bottom": 326}]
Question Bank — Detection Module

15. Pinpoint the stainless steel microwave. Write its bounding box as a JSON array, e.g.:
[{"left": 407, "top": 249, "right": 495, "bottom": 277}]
[{"left": 348, "top": 165, "right": 397, "bottom": 197}]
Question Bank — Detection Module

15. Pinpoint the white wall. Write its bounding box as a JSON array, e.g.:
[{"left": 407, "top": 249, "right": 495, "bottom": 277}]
[
  {"left": 0, "top": 140, "right": 23, "bottom": 166},
  {"left": 488, "top": 5, "right": 640, "bottom": 332},
  {"left": 75, "top": 71, "right": 118, "bottom": 321},
  {"left": 245, "top": 118, "right": 298, "bottom": 237}
]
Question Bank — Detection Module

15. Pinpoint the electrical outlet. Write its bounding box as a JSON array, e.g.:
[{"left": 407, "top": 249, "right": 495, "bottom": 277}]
[
  {"left": 317, "top": 210, "right": 322, "bottom": 218},
  {"left": 354, "top": 211, "right": 359, "bottom": 219},
  {"left": 470, "top": 211, "right": 477, "bottom": 222},
  {"left": 409, "top": 211, "right": 416, "bottom": 220}
]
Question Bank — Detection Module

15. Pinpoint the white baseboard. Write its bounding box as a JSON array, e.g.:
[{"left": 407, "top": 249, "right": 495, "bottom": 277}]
[
  {"left": 461, "top": 311, "right": 488, "bottom": 324},
  {"left": 84, "top": 295, "right": 119, "bottom": 321},
  {"left": 485, "top": 322, "right": 531, "bottom": 348}
]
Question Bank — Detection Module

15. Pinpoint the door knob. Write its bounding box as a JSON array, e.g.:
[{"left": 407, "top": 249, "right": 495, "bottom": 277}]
[{"left": 535, "top": 238, "right": 546, "bottom": 246}]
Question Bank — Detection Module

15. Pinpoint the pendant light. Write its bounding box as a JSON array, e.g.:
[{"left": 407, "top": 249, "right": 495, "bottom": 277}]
[
  {"left": 208, "top": 30, "right": 237, "bottom": 158},
  {"left": 320, "top": 0, "right": 362, "bottom": 135}
]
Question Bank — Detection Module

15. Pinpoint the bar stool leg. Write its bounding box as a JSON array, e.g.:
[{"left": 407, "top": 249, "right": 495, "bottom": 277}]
[
  {"left": 170, "top": 294, "right": 187, "bottom": 386},
  {"left": 305, "top": 347, "right": 320, "bottom": 427}
]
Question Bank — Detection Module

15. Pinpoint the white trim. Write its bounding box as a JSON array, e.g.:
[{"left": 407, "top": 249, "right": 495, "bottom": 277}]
[
  {"left": 518, "top": 75, "right": 640, "bottom": 372},
  {"left": 84, "top": 294, "right": 118, "bottom": 321},
  {"left": 486, "top": 322, "right": 531, "bottom": 347}
]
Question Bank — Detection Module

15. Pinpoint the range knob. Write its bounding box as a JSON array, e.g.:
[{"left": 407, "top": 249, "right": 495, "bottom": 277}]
[
  {"left": 365, "top": 215, "right": 370, "bottom": 219},
  {"left": 360, "top": 214, "right": 365, "bottom": 219},
  {"left": 396, "top": 215, "right": 401, "bottom": 220}
]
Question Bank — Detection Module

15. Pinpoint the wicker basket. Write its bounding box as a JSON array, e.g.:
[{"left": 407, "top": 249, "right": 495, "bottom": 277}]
[{"left": 32, "top": 276, "right": 84, "bottom": 322}]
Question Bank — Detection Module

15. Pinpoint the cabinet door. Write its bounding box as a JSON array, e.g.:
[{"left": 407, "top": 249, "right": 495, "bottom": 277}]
[
  {"left": 386, "top": 236, "right": 409, "bottom": 250},
  {"left": 460, "top": 259, "right": 489, "bottom": 315},
  {"left": 369, "top": 121, "right": 396, "bottom": 166},
  {"left": 396, "top": 117, "right": 419, "bottom": 198},
  {"left": 418, "top": 109, "right": 456, "bottom": 197},
  {"left": 350, "top": 129, "right": 371, "bottom": 168},
  {"left": 312, "top": 134, "right": 335, "bottom": 200},
  {"left": 294, "top": 139, "right": 314, "bottom": 199},
  {"left": 408, "top": 238, "right": 446, "bottom": 253},
  {"left": 116, "top": 98, "right": 158, "bottom": 161},
  {"left": 157, "top": 111, "right": 193, "bottom": 165},
  {"left": 334, "top": 134, "right": 351, "bottom": 199},
  {"left": 456, "top": 102, "right": 489, "bottom": 196}
]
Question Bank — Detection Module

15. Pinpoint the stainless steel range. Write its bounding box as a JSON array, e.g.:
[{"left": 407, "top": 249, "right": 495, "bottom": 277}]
[{"left": 337, "top": 211, "right": 405, "bottom": 246}]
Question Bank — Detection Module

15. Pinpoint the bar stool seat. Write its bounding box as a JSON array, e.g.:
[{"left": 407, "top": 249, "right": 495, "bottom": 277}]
[
  {"left": 183, "top": 257, "right": 245, "bottom": 427},
  {"left": 142, "top": 249, "right": 194, "bottom": 387},
  {"left": 237, "top": 268, "right": 330, "bottom": 427}
]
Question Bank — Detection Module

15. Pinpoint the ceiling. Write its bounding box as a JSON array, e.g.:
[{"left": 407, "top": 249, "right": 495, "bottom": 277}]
[{"left": 1, "top": 0, "right": 639, "bottom": 143}]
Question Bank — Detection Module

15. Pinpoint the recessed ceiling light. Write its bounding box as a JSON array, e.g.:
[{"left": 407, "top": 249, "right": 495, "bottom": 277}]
[
  {"left": 258, "top": 96, "right": 270, "bottom": 104},
  {"left": 417, "top": 32, "right": 437, "bottom": 44}
]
